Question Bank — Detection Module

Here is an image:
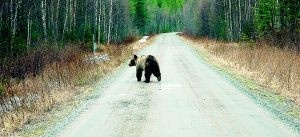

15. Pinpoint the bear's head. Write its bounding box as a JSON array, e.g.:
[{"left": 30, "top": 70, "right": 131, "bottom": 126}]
[{"left": 129, "top": 55, "right": 138, "bottom": 67}]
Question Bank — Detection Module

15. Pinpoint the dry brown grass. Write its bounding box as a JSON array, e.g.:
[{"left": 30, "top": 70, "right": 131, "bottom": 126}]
[
  {"left": 180, "top": 35, "right": 300, "bottom": 105},
  {"left": 0, "top": 36, "right": 155, "bottom": 136}
]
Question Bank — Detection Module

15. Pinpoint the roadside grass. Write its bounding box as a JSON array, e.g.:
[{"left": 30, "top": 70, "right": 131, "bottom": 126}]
[
  {"left": 0, "top": 36, "right": 155, "bottom": 136},
  {"left": 179, "top": 34, "right": 300, "bottom": 105},
  {"left": 179, "top": 34, "right": 300, "bottom": 131}
]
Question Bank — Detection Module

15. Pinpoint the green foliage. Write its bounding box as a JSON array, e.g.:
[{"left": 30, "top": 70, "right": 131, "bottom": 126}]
[
  {"left": 0, "top": 83, "right": 4, "bottom": 96},
  {"left": 1, "top": 0, "right": 298, "bottom": 58},
  {"left": 0, "top": 23, "right": 12, "bottom": 58},
  {"left": 150, "top": 0, "right": 184, "bottom": 12},
  {"left": 210, "top": 0, "right": 226, "bottom": 39},
  {"left": 0, "top": 0, "right": 187, "bottom": 59},
  {"left": 240, "top": 33, "right": 251, "bottom": 42},
  {"left": 129, "top": 0, "right": 185, "bottom": 34},
  {"left": 83, "top": 26, "right": 94, "bottom": 44},
  {"left": 183, "top": 0, "right": 299, "bottom": 44},
  {"left": 12, "top": 37, "right": 27, "bottom": 56},
  {"left": 254, "top": 0, "right": 279, "bottom": 36},
  {"left": 240, "top": 33, "right": 255, "bottom": 47},
  {"left": 185, "top": 0, "right": 227, "bottom": 39},
  {"left": 134, "top": 0, "right": 148, "bottom": 34},
  {"left": 254, "top": 0, "right": 300, "bottom": 43},
  {"left": 31, "top": 21, "right": 43, "bottom": 42}
]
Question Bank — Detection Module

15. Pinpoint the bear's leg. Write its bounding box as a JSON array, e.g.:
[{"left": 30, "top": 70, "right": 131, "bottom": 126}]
[
  {"left": 152, "top": 63, "right": 161, "bottom": 82},
  {"left": 153, "top": 72, "right": 161, "bottom": 82},
  {"left": 144, "top": 67, "right": 152, "bottom": 83},
  {"left": 136, "top": 68, "right": 143, "bottom": 81}
]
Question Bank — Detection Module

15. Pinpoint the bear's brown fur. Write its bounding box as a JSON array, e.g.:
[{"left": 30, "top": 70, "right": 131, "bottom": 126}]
[{"left": 129, "top": 55, "right": 161, "bottom": 83}]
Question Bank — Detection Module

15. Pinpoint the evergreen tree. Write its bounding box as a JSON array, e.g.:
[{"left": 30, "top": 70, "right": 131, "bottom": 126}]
[
  {"left": 254, "top": 0, "right": 279, "bottom": 37},
  {"left": 134, "top": 0, "right": 147, "bottom": 34}
]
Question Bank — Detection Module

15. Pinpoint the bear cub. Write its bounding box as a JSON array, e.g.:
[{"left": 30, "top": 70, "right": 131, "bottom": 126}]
[{"left": 129, "top": 55, "right": 161, "bottom": 83}]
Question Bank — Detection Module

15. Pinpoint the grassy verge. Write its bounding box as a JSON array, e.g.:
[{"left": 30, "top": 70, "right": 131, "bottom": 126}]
[
  {"left": 179, "top": 34, "right": 300, "bottom": 131},
  {"left": 0, "top": 36, "right": 156, "bottom": 136}
]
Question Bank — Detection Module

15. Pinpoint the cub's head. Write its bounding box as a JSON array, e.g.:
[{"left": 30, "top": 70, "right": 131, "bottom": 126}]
[{"left": 129, "top": 55, "right": 138, "bottom": 67}]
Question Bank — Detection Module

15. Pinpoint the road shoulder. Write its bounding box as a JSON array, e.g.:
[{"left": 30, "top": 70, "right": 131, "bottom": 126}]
[
  {"left": 13, "top": 36, "right": 157, "bottom": 137},
  {"left": 178, "top": 34, "right": 300, "bottom": 133}
]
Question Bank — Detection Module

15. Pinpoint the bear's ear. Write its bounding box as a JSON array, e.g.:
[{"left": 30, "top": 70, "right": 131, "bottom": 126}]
[{"left": 134, "top": 55, "right": 138, "bottom": 59}]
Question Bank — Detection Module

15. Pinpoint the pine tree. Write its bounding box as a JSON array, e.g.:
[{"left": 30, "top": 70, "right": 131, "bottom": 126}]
[{"left": 135, "top": 0, "right": 147, "bottom": 34}]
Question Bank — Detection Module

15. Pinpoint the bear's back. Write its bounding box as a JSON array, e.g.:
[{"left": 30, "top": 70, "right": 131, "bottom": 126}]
[{"left": 136, "top": 55, "right": 147, "bottom": 70}]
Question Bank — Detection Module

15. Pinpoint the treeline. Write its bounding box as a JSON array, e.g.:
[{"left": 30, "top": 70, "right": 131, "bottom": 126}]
[
  {"left": 0, "top": 0, "right": 133, "bottom": 58},
  {"left": 183, "top": 0, "right": 300, "bottom": 47},
  {"left": 145, "top": 0, "right": 184, "bottom": 33},
  {"left": 0, "top": 0, "right": 184, "bottom": 58},
  {"left": 1, "top": 0, "right": 299, "bottom": 58}
]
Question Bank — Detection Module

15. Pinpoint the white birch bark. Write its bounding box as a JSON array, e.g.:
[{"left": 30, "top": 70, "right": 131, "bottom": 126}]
[
  {"left": 11, "top": 0, "right": 21, "bottom": 55},
  {"left": 95, "top": 0, "right": 98, "bottom": 43},
  {"left": 27, "top": 10, "right": 32, "bottom": 52},
  {"left": 41, "top": 0, "right": 47, "bottom": 39},
  {"left": 12, "top": 0, "right": 20, "bottom": 41},
  {"left": 107, "top": 0, "right": 113, "bottom": 45},
  {"left": 63, "top": 0, "right": 69, "bottom": 36},
  {"left": 73, "top": 0, "right": 77, "bottom": 29},
  {"left": 248, "top": 0, "right": 251, "bottom": 21},
  {"left": 69, "top": 0, "right": 73, "bottom": 32},
  {"left": 103, "top": 0, "right": 106, "bottom": 42},
  {"left": 238, "top": 0, "right": 242, "bottom": 38},
  {"left": 98, "top": 0, "right": 102, "bottom": 44},
  {"left": 228, "top": 0, "right": 233, "bottom": 41},
  {"left": 83, "top": 0, "right": 88, "bottom": 41},
  {"left": 50, "top": 0, "right": 55, "bottom": 36},
  {"left": 224, "top": 0, "right": 229, "bottom": 40},
  {"left": 10, "top": 0, "right": 13, "bottom": 29},
  {"left": 245, "top": 0, "right": 248, "bottom": 21},
  {"left": 55, "top": 0, "right": 60, "bottom": 41}
]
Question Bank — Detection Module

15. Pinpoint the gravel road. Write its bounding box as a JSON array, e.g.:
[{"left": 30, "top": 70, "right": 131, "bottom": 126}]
[{"left": 50, "top": 33, "right": 298, "bottom": 137}]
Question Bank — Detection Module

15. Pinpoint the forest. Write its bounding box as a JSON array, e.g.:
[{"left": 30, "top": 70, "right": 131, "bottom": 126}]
[
  {"left": 0, "top": 0, "right": 299, "bottom": 135},
  {"left": 183, "top": 0, "right": 299, "bottom": 46},
  {"left": 0, "top": 0, "right": 298, "bottom": 88},
  {"left": 0, "top": 0, "right": 184, "bottom": 58},
  {"left": 0, "top": 0, "right": 298, "bottom": 84},
  {"left": 0, "top": 0, "right": 299, "bottom": 59}
]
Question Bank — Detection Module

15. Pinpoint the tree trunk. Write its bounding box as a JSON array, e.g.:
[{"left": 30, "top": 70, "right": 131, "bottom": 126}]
[
  {"left": 42, "top": 0, "right": 47, "bottom": 39},
  {"left": 228, "top": 0, "right": 233, "bottom": 41},
  {"left": 83, "top": 0, "right": 88, "bottom": 42},
  {"left": 50, "top": 0, "right": 54, "bottom": 37},
  {"left": 95, "top": 0, "right": 98, "bottom": 44},
  {"left": 98, "top": 0, "right": 102, "bottom": 45},
  {"left": 55, "top": 0, "right": 60, "bottom": 42},
  {"left": 13, "top": 1, "right": 20, "bottom": 37},
  {"left": 103, "top": 0, "right": 106, "bottom": 42},
  {"left": 27, "top": 10, "right": 32, "bottom": 53},
  {"left": 69, "top": 0, "right": 72, "bottom": 32},
  {"left": 107, "top": 0, "right": 113, "bottom": 45},
  {"left": 41, "top": 0, "right": 47, "bottom": 39},
  {"left": 73, "top": 0, "right": 77, "bottom": 29},
  {"left": 238, "top": 0, "right": 242, "bottom": 39},
  {"left": 248, "top": 0, "right": 251, "bottom": 21},
  {"left": 63, "top": 0, "right": 69, "bottom": 37},
  {"left": 10, "top": 0, "right": 13, "bottom": 29},
  {"left": 11, "top": 0, "right": 21, "bottom": 56},
  {"left": 0, "top": 4, "right": 3, "bottom": 32}
]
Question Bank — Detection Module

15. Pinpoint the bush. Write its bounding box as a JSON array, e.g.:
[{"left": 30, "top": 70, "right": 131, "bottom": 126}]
[{"left": 0, "top": 83, "right": 4, "bottom": 96}]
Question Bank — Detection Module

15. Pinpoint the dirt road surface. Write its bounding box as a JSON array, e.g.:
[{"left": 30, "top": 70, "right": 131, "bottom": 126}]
[{"left": 48, "top": 33, "right": 298, "bottom": 137}]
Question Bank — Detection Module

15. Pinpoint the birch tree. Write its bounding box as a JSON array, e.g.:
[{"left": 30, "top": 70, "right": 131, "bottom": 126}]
[
  {"left": 27, "top": 9, "right": 32, "bottom": 52},
  {"left": 41, "top": 0, "right": 47, "bottom": 39},
  {"left": 107, "top": 0, "right": 112, "bottom": 45}
]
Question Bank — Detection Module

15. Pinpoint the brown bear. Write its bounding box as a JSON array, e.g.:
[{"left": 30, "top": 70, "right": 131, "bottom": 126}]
[{"left": 129, "top": 55, "right": 161, "bottom": 83}]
